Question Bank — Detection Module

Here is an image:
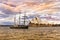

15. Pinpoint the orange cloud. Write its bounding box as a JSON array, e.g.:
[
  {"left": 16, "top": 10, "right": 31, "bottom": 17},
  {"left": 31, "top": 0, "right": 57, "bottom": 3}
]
[
  {"left": 1, "top": 4, "right": 14, "bottom": 11},
  {"left": 30, "top": 2, "right": 57, "bottom": 11},
  {"left": 1, "top": 1, "right": 59, "bottom": 13}
]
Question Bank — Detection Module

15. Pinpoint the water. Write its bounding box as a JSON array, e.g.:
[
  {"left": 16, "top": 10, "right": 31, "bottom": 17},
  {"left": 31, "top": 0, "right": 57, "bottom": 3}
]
[{"left": 0, "top": 27, "right": 60, "bottom": 40}]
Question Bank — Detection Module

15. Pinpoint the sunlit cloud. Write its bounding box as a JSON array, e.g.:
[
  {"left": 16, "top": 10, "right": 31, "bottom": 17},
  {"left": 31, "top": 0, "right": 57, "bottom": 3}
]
[{"left": 0, "top": 0, "right": 60, "bottom": 25}]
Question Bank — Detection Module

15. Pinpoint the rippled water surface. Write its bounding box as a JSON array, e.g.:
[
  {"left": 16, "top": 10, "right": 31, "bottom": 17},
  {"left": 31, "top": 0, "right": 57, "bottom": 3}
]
[{"left": 0, "top": 27, "right": 60, "bottom": 40}]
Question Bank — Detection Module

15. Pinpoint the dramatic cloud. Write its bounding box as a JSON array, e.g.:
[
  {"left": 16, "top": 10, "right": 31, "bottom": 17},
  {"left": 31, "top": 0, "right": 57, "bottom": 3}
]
[{"left": 0, "top": 0, "right": 60, "bottom": 25}]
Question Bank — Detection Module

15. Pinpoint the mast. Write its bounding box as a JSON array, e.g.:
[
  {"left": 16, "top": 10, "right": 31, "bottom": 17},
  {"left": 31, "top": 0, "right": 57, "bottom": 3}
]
[
  {"left": 14, "top": 15, "right": 16, "bottom": 27},
  {"left": 19, "top": 12, "right": 21, "bottom": 26},
  {"left": 14, "top": 12, "right": 20, "bottom": 27},
  {"left": 24, "top": 11, "right": 26, "bottom": 26}
]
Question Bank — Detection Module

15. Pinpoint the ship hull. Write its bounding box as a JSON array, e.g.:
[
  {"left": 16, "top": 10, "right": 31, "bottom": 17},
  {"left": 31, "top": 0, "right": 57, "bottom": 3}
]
[{"left": 10, "top": 25, "right": 28, "bottom": 29}]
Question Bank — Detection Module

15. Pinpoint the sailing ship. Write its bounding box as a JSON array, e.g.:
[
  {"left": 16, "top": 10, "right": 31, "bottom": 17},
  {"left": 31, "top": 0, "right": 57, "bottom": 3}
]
[{"left": 10, "top": 12, "right": 28, "bottom": 29}]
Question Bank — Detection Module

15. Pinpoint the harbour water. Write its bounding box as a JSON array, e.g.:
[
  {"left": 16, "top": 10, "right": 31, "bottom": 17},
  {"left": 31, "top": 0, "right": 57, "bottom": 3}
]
[{"left": 0, "top": 27, "right": 60, "bottom": 40}]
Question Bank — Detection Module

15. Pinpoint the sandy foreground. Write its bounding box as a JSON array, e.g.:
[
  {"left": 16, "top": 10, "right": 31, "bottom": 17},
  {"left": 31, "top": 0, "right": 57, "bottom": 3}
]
[{"left": 0, "top": 27, "right": 60, "bottom": 40}]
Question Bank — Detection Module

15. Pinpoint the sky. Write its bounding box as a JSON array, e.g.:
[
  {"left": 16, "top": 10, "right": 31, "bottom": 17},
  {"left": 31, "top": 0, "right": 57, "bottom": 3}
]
[{"left": 0, "top": 0, "right": 60, "bottom": 25}]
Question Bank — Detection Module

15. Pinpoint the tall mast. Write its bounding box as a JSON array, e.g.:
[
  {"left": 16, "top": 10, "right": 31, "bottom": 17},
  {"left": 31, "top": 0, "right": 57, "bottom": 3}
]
[
  {"left": 24, "top": 11, "right": 26, "bottom": 26},
  {"left": 14, "top": 15, "right": 16, "bottom": 27},
  {"left": 19, "top": 12, "right": 21, "bottom": 25}
]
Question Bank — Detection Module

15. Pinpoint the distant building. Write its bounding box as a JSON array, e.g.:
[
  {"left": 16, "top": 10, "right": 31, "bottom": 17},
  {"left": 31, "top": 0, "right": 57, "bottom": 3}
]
[
  {"left": 29, "top": 17, "right": 60, "bottom": 27},
  {"left": 30, "top": 17, "right": 41, "bottom": 24},
  {"left": 29, "top": 17, "right": 41, "bottom": 27}
]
